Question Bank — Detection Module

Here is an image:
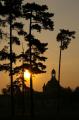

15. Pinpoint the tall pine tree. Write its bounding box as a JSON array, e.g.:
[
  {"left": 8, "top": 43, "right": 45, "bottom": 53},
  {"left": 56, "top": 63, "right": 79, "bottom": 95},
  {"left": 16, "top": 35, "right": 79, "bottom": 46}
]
[
  {"left": 23, "top": 2, "right": 54, "bottom": 117},
  {"left": 57, "top": 29, "right": 75, "bottom": 85},
  {"left": 0, "top": 0, "right": 23, "bottom": 116}
]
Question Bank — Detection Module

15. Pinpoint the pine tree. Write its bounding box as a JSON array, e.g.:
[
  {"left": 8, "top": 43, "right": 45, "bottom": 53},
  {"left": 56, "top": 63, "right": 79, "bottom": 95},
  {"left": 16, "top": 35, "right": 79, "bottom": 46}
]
[
  {"left": 57, "top": 29, "right": 75, "bottom": 85},
  {"left": 23, "top": 2, "right": 54, "bottom": 117},
  {"left": 0, "top": 1, "right": 54, "bottom": 117},
  {"left": 0, "top": 0, "right": 23, "bottom": 116}
]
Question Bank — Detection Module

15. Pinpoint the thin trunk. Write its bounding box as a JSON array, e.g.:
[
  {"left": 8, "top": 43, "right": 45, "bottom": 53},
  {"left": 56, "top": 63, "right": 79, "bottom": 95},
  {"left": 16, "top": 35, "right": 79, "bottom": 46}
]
[
  {"left": 22, "top": 69, "right": 25, "bottom": 116},
  {"left": 58, "top": 47, "right": 61, "bottom": 85},
  {"left": 29, "top": 10, "right": 34, "bottom": 117},
  {"left": 22, "top": 44, "right": 25, "bottom": 116},
  {"left": 9, "top": 13, "right": 14, "bottom": 117},
  {"left": 57, "top": 41, "right": 62, "bottom": 115}
]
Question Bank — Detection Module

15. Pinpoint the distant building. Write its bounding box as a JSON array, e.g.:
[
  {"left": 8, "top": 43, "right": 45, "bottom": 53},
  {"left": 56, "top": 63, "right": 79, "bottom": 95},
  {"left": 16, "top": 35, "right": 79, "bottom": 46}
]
[{"left": 43, "top": 69, "right": 60, "bottom": 98}]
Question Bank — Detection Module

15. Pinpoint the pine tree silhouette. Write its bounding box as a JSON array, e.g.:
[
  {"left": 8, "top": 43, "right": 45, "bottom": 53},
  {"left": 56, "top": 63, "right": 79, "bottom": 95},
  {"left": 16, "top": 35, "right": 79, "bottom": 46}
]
[
  {"left": 0, "top": 0, "right": 23, "bottom": 117},
  {"left": 23, "top": 2, "right": 54, "bottom": 117},
  {"left": 56, "top": 29, "right": 75, "bottom": 114},
  {"left": 0, "top": 1, "right": 54, "bottom": 117},
  {"left": 57, "top": 29, "right": 75, "bottom": 85}
]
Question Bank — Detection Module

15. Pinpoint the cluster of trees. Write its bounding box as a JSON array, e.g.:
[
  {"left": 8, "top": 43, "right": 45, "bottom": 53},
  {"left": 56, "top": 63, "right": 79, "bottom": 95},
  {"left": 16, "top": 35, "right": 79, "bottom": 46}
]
[
  {"left": 0, "top": 0, "right": 76, "bottom": 117},
  {"left": 0, "top": 0, "right": 54, "bottom": 116},
  {"left": 0, "top": 0, "right": 54, "bottom": 91}
]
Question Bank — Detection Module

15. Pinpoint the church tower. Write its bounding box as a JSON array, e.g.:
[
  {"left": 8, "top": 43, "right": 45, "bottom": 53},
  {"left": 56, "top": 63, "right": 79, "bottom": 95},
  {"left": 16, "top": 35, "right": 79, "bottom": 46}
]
[
  {"left": 43, "top": 68, "right": 59, "bottom": 97},
  {"left": 52, "top": 69, "right": 56, "bottom": 78}
]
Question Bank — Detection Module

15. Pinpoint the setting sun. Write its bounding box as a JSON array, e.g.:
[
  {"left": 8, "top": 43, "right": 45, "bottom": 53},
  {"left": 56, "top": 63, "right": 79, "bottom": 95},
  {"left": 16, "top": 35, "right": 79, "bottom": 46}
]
[{"left": 24, "top": 70, "right": 30, "bottom": 80}]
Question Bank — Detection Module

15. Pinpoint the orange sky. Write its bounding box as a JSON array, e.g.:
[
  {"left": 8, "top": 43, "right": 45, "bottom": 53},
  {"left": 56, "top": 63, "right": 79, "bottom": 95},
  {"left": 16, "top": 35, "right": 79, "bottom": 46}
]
[{"left": 0, "top": 0, "right": 79, "bottom": 93}]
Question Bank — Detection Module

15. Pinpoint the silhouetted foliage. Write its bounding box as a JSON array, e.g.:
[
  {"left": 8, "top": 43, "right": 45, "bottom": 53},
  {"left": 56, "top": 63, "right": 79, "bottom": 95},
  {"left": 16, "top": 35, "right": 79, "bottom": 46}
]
[
  {"left": 0, "top": 0, "right": 23, "bottom": 72},
  {"left": 57, "top": 29, "right": 75, "bottom": 84},
  {"left": 0, "top": 0, "right": 23, "bottom": 116},
  {"left": 22, "top": 2, "right": 54, "bottom": 117},
  {"left": 0, "top": 1, "right": 54, "bottom": 117},
  {"left": 2, "top": 78, "right": 28, "bottom": 95},
  {"left": 23, "top": 3, "right": 54, "bottom": 31},
  {"left": 57, "top": 29, "right": 75, "bottom": 50},
  {"left": 19, "top": 2, "right": 54, "bottom": 75}
]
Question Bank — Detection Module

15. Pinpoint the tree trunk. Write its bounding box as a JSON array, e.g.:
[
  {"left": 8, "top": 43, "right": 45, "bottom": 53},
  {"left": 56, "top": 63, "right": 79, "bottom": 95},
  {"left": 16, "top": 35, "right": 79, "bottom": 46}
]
[
  {"left": 29, "top": 10, "right": 34, "bottom": 117},
  {"left": 57, "top": 42, "right": 62, "bottom": 115},
  {"left": 58, "top": 47, "right": 61, "bottom": 85},
  {"left": 9, "top": 13, "right": 14, "bottom": 117},
  {"left": 22, "top": 44, "right": 25, "bottom": 116}
]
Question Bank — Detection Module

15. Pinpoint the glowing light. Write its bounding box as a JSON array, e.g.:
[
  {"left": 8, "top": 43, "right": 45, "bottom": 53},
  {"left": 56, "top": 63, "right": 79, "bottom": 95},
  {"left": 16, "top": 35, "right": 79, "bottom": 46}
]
[{"left": 24, "top": 70, "right": 30, "bottom": 80}]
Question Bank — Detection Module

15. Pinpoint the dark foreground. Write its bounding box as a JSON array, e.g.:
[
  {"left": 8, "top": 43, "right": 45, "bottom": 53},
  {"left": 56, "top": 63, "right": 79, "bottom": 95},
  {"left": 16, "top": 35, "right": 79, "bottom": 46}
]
[{"left": 0, "top": 95, "right": 79, "bottom": 120}]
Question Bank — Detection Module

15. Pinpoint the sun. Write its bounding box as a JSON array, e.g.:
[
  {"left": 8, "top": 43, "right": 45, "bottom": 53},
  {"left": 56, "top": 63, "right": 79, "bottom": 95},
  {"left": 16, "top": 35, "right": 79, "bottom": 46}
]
[{"left": 24, "top": 70, "right": 30, "bottom": 80}]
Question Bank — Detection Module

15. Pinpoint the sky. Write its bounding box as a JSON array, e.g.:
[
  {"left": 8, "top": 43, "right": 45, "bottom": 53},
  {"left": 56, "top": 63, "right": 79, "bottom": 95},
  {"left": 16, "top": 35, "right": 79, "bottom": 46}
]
[{"left": 0, "top": 0, "right": 79, "bottom": 93}]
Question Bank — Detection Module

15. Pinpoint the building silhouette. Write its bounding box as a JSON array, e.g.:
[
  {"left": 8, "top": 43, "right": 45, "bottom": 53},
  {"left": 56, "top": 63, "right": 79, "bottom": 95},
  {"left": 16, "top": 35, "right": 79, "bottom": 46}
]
[{"left": 43, "top": 69, "right": 60, "bottom": 98}]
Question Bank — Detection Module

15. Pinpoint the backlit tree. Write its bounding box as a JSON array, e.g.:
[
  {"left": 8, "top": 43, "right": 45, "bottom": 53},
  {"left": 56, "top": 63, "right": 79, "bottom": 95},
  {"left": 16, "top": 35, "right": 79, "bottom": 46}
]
[
  {"left": 23, "top": 2, "right": 54, "bottom": 116},
  {"left": 0, "top": 0, "right": 23, "bottom": 116},
  {"left": 57, "top": 29, "right": 75, "bottom": 85}
]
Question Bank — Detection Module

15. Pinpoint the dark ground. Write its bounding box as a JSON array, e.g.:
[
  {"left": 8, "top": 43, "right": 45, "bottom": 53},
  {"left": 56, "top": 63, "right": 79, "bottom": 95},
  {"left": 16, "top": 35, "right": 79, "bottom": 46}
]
[{"left": 0, "top": 94, "right": 79, "bottom": 120}]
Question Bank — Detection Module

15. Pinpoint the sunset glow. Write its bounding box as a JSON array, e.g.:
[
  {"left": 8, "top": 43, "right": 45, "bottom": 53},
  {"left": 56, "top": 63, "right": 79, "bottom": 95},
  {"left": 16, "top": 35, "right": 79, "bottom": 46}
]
[
  {"left": 0, "top": 0, "right": 79, "bottom": 93},
  {"left": 24, "top": 70, "right": 30, "bottom": 80}
]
